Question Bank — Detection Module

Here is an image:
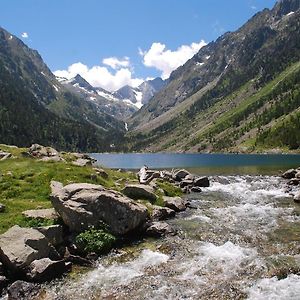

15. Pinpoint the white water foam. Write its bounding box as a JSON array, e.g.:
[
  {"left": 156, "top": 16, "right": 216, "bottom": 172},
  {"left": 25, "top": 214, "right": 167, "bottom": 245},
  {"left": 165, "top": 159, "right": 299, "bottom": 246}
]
[
  {"left": 178, "top": 241, "right": 260, "bottom": 282},
  {"left": 247, "top": 274, "right": 300, "bottom": 300}
]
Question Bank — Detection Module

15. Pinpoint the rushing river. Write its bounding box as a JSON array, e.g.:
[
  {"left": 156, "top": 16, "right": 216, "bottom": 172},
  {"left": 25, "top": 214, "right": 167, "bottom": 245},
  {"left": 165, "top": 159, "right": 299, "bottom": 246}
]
[{"left": 42, "top": 174, "right": 300, "bottom": 300}]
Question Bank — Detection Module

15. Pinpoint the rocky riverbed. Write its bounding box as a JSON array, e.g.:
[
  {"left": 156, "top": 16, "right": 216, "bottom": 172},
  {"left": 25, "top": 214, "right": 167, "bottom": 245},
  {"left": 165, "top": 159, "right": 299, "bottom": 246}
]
[{"left": 1, "top": 144, "right": 300, "bottom": 299}]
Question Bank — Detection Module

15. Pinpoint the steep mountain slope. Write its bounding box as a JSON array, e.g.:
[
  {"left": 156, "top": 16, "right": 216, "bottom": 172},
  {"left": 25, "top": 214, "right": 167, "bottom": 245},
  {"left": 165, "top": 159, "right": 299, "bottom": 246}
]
[
  {"left": 58, "top": 74, "right": 137, "bottom": 120},
  {"left": 128, "top": 0, "right": 300, "bottom": 153},
  {"left": 0, "top": 27, "right": 125, "bottom": 151}
]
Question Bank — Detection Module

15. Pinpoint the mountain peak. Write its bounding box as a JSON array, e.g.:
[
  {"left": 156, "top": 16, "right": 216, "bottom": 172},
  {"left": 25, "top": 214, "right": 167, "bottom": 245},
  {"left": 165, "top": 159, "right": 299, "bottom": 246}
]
[{"left": 273, "top": 0, "right": 300, "bottom": 17}]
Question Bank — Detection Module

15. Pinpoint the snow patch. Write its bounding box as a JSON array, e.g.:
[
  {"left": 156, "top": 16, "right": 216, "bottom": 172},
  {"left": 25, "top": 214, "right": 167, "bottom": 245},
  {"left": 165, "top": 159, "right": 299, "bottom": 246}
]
[
  {"left": 196, "top": 62, "right": 205, "bottom": 66},
  {"left": 53, "top": 85, "right": 59, "bottom": 92},
  {"left": 205, "top": 55, "right": 211, "bottom": 60},
  {"left": 97, "top": 90, "right": 118, "bottom": 102},
  {"left": 125, "top": 122, "right": 129, "bottom": 131},
  {"left": 286, "top": 11, "right": 295, "bottom": 16}
]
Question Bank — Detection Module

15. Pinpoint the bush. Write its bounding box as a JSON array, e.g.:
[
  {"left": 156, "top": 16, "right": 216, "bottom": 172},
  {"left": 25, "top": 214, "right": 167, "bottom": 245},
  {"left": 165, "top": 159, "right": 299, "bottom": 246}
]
[{"left": 75, "top": 228, "right": 116, "bottom": 255}]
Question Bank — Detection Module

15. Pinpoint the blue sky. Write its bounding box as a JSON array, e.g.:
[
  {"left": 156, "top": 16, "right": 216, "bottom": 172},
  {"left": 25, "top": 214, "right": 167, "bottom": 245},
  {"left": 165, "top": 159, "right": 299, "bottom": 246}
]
[{"left": 0, "top": 0, "right": 277, "bottom": 91}]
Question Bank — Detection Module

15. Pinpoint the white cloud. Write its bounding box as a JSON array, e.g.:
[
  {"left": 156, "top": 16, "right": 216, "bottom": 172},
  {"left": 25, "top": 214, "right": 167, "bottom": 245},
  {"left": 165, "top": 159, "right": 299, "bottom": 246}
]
[
  {"left": 251, "top": 5, "right": 257, "bottom": 10},
  {"left": 21, "top": 32, "right": 28, "bottom": 38},
  {"left": 140, "top": 40, "right": 206, "bottom": 79},
  {"left": 54, "top": 62, "right": 143, "bottom": 92},
  {"left": 102, "top": 56, "right": 130, "bottom": 69}
]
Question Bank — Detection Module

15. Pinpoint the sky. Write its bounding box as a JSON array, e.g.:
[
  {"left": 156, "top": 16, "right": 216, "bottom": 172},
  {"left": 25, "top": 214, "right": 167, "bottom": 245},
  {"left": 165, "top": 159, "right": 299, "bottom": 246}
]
[{"left": 0, "top": 0, "right": 277, "bottom": 91}]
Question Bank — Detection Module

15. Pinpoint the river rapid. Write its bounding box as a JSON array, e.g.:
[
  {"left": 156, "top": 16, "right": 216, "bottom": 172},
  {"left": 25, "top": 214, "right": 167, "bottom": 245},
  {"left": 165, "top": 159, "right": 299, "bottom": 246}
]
[{"left": 41, "top": 175, "right": 300, "bottom": 300}]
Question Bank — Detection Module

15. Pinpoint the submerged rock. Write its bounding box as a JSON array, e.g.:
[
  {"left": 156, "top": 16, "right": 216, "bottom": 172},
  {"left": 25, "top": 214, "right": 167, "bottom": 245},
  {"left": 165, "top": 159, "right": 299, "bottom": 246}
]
[
  {"left": 122, "top": 184, "right": 157, "bottom": 202},
  {"left": 50, "top": 181, "right": 149, "bottom": 235},
  {"left": 191, "top": 186, "right": 202, "bottom": 193},
  {"left": 7, "top": 280, "right": 40, "bottom": 300},
  {"left": 282, "top": 169, "right": 297, "bottom": 179}
]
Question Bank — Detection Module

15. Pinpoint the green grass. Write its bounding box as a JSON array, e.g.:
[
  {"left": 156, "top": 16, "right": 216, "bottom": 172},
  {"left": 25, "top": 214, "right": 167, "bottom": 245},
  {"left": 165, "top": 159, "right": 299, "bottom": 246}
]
[{"left": 0, "top": 153, "right": 136, "bottom": 233}]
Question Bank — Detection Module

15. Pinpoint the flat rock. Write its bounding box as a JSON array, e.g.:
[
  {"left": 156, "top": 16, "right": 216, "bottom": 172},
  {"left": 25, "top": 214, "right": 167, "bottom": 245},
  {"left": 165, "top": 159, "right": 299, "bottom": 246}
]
[
  {"left": 27, "top": 258, "right": 68, "bottom": 282},
  {"left": 72, "top": 158, "right": 92, "bottom": 167},
  {"left": 163, "top": 196, "right": 187, "bottom": 212},
  {"left": 22, "top": 208, "right": 59, "bottom": 221},
  {"left": 29, "top": 144, "right": 59, "bottom": 158},
  {"left": 282, "top": 169, "right": 297, "bottom": 179},
  {"left": 194, "top": 176, "right": 210, "bottom": 187},
  {"left": 152, "top": 206, "right": 176, "bottom": 221},
  {"left": 0, "top": 226, "right": 53, "bottom": 276},
  {"left": 146, "top": 222, "right": 175, "bottom": 237},
  {"left": 50, "top": 181, "right": 149, "bottom": 235},
  {"left": 122, "top": 184, "right": 157, "bottom": 202}
]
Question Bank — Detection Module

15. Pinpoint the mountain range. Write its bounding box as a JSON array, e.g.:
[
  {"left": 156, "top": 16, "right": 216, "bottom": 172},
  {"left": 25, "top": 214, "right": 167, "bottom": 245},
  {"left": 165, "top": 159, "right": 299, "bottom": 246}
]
[
  {"left": 127, "top": 0, "right": 300, "bottom": 153},
  {"left": 0, "top": 0, "right": 299, "bottom": 153}
]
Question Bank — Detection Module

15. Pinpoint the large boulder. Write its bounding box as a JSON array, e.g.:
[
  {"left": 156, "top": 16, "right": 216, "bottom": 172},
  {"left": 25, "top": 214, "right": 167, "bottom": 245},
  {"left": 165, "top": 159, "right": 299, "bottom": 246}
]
[
  {"left": 0, "top": 226, "right": 53, "bottom": 276},
  {"left": 72, "top": 158, "right": 92, "bottom": 167},
  {"left": 36, "top": 225, "right": 64, "bottom": 247},
  {"left": 163, "top": 196, "right": 187, "bottom": 212},
  {"left": 50, "top": 181, "right": 149, "bottom": 235},
  {"left": 121, "top": 184, "right": 157, "bottom": 202},
  {"left": 194, "top": 176, "right": 210, "bottom": 187}
]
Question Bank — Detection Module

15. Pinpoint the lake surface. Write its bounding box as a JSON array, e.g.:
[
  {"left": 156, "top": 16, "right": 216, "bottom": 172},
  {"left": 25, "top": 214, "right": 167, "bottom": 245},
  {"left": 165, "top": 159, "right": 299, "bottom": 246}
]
[{"left": 91, "top": 153, "right": 300, "bottom": 175}]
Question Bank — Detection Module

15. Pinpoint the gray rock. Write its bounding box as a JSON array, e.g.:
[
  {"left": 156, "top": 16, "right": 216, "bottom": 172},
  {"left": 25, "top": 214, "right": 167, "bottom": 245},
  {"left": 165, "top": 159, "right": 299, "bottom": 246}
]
[
  {"left": 39, "top": 156, "right": 65, "bottom": 162},
  {"left": 50, "top": 181, "right": 149, "bottom": 235},
  {"left": 146, "top": 222, "right": 175, "bottom": 237},
  {"left": 163, "top": 196, "right": 187, "bottom": 212},
  {"left": 27, "top": 258, "right": 68, "bottom": 282},
  {"left": 194, "top": 176, "right": 210, "bottom": 187},
  {"left": 72, "top": 158, "right": 91, "bottom": 167},
  {"left": 122, "top": 184, "right": 157, "bottom": 202},
  {"left": 0, "top": 203, "right": 5, "bottom": 213},
  {"left": 36, "top": 225, "right": 64, "bottom": 247},
  {"left": 94, "top": 168, "right": 109, "bottom": 179},
  {"left": 29, "top": 144, "right": 58, "bottom": 158},
  {"left": 295, "top": 172, "right": 300, "bottom": 179},
  {"left": 294, "top": 191, "right": 300, "bottom": 203},
  {"left": 0, "top": 152, "right": 12, "bottom": 161},
  {"left": 191, "top": 186, "right": 202, "bottom": 193},
  {"left": 282, "top": 169, "right": 297, "bottom": 179},
  {"left": 22, "top": 208, "right": 59, "bottom": 221},
  {"left": 0, "top": 275, "right": 8, "bottom": 290},
  {"left": 180, "top": 179, "right": 194, "bottom": 188},
  {"left": 0, "top": 226, "right": 53, "bottom": 275},
  {"left": 152, "top": 206, "right": 176, "bottom": 221},
  {"left": 7, "top": 280, "right": 40, "bottom": 300},
  {"left": 181, "top": 186, "right": 190, "bottom": 194},
  {"left": 287, "top": 178, "right": 300, "bottom": 186},
  {"left": 173, "top": 169, "right": 191, "bottom": 181}
]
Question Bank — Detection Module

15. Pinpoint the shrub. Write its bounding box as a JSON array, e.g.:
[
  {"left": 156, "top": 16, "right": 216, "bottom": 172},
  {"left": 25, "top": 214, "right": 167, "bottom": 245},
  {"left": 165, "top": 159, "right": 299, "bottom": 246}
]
[{"left": 75, "top": 228, "right": 116, "bottom": 255}]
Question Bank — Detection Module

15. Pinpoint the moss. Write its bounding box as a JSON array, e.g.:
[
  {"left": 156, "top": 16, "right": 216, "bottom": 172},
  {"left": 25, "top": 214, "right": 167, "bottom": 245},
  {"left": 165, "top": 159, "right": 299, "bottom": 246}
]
[{"left": 156, "top": 180, "right": 182, "bottom": 197}]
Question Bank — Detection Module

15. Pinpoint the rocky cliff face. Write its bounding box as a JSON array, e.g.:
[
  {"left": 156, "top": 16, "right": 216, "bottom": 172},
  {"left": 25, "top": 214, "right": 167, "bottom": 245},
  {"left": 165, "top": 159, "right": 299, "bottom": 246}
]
[{"left": 128, "top": 0, "right": 300, "bottom": 153}]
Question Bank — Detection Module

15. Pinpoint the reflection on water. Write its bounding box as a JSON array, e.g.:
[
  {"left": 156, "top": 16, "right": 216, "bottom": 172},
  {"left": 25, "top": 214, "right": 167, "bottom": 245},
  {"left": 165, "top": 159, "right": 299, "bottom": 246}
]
[{"left": 91, "top": 153, "right": 300, "bottom": 175}]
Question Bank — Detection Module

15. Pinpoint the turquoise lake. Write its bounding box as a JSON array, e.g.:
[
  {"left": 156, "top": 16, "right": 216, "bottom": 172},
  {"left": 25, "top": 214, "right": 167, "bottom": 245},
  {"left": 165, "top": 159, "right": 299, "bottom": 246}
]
[{"left": 91, "top": 153, "right": 300, "bottom": 175}]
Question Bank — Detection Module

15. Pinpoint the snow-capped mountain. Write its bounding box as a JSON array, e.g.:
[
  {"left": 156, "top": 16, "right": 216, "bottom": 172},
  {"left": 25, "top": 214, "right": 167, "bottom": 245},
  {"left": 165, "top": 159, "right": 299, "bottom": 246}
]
[
  {"left": 57, "top": 74, "right": 137, "bottom": 120},
  {"left": 58, "top": 74, "right": 166, "bottom": 116},
  {"left": 113, "top": 78, "right": 167, "bottom": 109}
]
